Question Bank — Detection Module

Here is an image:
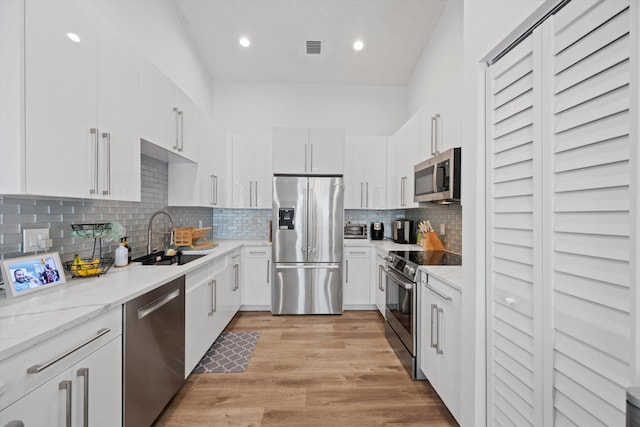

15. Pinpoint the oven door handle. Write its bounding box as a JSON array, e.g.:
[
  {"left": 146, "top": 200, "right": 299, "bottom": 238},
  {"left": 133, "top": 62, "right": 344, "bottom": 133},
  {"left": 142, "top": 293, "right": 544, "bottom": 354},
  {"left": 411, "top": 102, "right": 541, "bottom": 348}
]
[{"left": 382, "top": 266, "right": 414, "bottom": 290}]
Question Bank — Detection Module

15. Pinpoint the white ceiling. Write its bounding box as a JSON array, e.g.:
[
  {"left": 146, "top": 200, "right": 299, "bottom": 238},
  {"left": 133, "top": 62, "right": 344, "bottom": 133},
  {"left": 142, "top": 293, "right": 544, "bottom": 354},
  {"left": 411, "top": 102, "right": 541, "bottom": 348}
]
[{"left": 173, "top": 0, "right": 446, "bottom": 86}]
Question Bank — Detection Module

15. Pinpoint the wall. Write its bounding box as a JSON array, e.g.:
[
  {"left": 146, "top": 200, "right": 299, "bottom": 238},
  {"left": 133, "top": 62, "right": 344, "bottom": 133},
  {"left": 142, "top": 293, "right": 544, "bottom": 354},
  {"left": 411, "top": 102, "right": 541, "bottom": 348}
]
[
  {"left": 212, "top": 81, "right": 407, "bottom": 136},
  {"left": 406, "top": 1, "right": 463, "bottom": 117},
  {"left": 90, "top": 0, "right": 213, "bottom": 116},
  {"left": 0, "top": 156, "right": 214, "bottom": 290},
  {"left": 459, "top": 1, "right": 547, "bottom": 426}
]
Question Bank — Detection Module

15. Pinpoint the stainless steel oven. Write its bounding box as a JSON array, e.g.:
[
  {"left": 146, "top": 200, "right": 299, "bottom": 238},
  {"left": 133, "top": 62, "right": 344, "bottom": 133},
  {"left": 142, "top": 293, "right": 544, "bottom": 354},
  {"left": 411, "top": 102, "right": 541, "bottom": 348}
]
[{"left": 384, "top": 265, "right": 421, "bottom": 379}]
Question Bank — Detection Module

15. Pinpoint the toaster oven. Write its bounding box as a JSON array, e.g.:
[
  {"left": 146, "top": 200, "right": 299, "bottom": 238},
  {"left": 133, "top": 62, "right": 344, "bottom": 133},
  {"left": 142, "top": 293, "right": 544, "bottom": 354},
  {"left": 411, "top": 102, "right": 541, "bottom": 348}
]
[{"left": 344, "top": 223, "right": 367, "bottom": 239}]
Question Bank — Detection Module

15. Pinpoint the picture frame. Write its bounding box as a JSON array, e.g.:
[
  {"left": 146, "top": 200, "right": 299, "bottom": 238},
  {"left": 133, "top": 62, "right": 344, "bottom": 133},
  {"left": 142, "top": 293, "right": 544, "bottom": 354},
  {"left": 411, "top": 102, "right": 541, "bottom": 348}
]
[{"left": 2, "top": 252, "right": 67, "bottom": 298}]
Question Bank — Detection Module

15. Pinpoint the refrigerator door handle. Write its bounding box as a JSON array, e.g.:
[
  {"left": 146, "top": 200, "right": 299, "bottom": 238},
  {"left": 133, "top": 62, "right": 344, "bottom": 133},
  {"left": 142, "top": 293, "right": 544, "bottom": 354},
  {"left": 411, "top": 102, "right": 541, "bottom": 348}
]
[{"left": 275, "top": 264, "right": 340, "bottom": 270}]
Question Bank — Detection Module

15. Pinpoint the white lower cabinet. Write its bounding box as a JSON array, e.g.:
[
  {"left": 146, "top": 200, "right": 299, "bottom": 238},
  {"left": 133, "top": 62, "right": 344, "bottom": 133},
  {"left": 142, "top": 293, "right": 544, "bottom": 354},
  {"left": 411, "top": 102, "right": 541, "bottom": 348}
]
[
  {"left": 242, "top": 246, "right": 271, "bottom": 308},
  {"left": 0, "top": 308, "right": 122, "bottom": 426},
  {"left": 185, "top": 252, "right": 242, "bottom": 377},
  {"left": 343, "top": 246, "right": 371, "bottom": 306},
  {"left": 419, "top": 271, "right": 460, "bottom": 423},
  {"left": 373, "top": 248, "right": 387, "bottom": 317}
]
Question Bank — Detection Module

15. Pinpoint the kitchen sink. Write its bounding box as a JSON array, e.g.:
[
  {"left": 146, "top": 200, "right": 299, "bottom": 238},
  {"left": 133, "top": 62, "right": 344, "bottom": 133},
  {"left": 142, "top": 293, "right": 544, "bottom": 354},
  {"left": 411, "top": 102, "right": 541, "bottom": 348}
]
[{"left": 132, "top": 251, "right": 206, "bottom": 266}]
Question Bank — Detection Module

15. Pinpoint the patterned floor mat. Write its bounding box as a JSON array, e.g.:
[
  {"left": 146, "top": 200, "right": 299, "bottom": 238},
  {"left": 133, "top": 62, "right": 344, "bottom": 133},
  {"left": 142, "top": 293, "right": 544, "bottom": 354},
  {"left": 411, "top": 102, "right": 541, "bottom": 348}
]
[{"left": 193, "top": 331, "right": 260, "bottom": 373}]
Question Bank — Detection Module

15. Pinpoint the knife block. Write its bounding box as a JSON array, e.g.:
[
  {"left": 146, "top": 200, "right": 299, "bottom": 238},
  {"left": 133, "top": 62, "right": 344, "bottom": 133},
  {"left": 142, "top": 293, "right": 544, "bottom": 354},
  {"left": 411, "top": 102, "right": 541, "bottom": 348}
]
[{"left": 421, "top": 231, "right": 445, "bottom": 251}]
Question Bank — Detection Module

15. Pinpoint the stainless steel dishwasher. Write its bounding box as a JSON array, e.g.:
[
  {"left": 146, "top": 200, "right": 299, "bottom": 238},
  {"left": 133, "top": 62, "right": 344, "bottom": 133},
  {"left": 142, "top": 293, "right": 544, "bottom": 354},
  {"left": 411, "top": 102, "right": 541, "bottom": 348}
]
[{"left": 124, "top": 276, "right": 185, "bottom": 427}]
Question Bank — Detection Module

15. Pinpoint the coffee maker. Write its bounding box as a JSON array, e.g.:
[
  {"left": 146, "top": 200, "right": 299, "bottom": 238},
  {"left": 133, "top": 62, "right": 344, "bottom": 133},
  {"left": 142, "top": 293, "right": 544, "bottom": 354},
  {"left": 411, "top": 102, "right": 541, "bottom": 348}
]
[
  {"left": 370, "top": 222, "right": 384, "bottom": 240},
  {"left": 392, "top": 219, "right": 416, "bottom": 244}
]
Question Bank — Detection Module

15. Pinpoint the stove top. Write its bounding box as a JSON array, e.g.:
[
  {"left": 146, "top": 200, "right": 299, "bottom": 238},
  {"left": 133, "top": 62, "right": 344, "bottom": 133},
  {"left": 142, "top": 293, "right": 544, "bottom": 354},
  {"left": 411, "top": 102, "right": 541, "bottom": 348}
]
[
  {"left": 386, "top": 250, "right": 461, "bottom": 282},
  {"left": 390, "top": 250, "right": 462, "bottom": 266}
]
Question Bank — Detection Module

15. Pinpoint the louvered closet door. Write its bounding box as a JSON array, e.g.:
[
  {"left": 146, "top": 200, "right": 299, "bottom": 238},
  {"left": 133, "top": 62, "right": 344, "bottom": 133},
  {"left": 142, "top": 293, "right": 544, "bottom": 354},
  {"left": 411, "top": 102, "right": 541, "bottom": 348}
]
[
  {"left": 486, "top": 32, "right": 543, "bottom": 426},
  {"left": 547, "top": 1, "right": 632, "bottom": 425}
]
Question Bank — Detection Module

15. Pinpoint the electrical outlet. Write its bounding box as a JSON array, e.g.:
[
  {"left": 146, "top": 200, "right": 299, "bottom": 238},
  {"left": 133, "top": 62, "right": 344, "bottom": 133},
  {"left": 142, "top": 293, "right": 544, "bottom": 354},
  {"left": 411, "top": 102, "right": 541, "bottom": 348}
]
[
  {"left": 440, "top": 223, "right": 446, "bottom": 235},
  {"left": 23, "top": 228, "right": 50, "bottom": 253}
]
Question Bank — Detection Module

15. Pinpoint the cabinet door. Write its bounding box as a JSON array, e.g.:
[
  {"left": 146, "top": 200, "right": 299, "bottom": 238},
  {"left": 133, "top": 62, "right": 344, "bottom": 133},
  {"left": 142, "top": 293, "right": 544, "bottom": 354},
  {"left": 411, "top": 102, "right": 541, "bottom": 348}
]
[
  {"left": 343, "top": 248, "right": 371, "bottom": 305},
  {"left": 24, "top": 0, "right": 98, "bottom": 199},
  {"left": 141, "top": 57, "right": 178, "bottom": 152},
  {"left": 0, "top": 337, "right": 122, "bottom": 427},
  {"left": 176, "top": 90, "right": 199, "bottom": 161},
  {"left": 97, "top": 17, "right": 140, "bottom": 202},
  {"left": 420, "top": 280, "right": 439, "bottom": 386},
  {"left": 386, "top": 135, "right": 400, "bottom": 209},
  {"left": 272, "top": 127, "right": 307, "bottom": 174},
  {"left": 185, "top": 274, "right": 216, "bottom": 376},
  {"left": 231, "top": 134, "right": 254, "bottom": 208},
  {"left": 364, "top": 136, "right": 387, "bottom": 209},
  {"left": 243, "top": 247, "right": 271, "bottom": 307},
  {"left": 308, "top": 128, "right": 344, "bottom": 174},
  {"left": 344, "top": 136, "right": 366, "bottom": 209},
  {"left": 253, "top": 134, "right": 273, "bottom": 209},
  {"left": 374, "top": 251, "right": 387, "bottom": 316}
]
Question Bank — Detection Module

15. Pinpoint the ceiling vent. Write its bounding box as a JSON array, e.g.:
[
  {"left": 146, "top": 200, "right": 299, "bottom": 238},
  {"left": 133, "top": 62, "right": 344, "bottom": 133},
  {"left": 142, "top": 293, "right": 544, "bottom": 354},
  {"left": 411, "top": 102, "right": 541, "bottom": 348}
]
[{"left": 306, "top": 40, "right": 322, "bottom": 55}]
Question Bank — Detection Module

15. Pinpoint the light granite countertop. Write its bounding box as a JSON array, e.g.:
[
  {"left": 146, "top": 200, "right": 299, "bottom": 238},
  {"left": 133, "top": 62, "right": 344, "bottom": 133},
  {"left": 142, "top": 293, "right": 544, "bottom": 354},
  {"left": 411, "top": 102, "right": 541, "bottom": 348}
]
[
  {"left": 0, "top": 240, "right": 269, "bottom": 362},
  {"left": 419, "top": 266, "right": 463, "bottom": 291}
]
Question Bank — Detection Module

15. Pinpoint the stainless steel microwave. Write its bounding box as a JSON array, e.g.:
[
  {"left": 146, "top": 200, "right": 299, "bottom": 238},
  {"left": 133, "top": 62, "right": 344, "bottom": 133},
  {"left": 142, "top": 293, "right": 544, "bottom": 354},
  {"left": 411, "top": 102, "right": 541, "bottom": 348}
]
[{"left": 414, "top": 147, "right": 461, "bottom": 203}]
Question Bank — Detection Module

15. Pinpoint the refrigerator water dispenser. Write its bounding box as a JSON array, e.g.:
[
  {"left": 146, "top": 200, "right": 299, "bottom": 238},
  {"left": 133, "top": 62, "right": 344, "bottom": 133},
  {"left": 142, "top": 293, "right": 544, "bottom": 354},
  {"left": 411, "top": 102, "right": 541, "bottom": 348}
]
[{"left": 278, "top": 208, "right": 295, "bottom": 230}]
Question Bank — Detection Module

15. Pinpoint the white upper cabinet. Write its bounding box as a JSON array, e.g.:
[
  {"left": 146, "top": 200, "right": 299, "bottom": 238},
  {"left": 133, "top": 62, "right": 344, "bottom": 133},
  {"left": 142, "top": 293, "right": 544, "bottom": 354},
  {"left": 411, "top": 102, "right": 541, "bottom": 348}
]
[
  {"left": 387, "top": 114, "right": 420, "bottom": 209},
  {"left": 168, "top": 114, "right": 228, "bottom": 208},
  {"left": 141, "top": 57, "right": 198, "bottom": 162},
  {"left": 21, "top": 0, "right": 140, "bottom": 201},
  {"left": 273, "top": 127, "right": 344, "bottom": 175},
  {"left": 231, "top": 133, "right": 272, "bottom": 208},
  {"left": 344, "top": 136, "right": 387, "bottom": 209}
]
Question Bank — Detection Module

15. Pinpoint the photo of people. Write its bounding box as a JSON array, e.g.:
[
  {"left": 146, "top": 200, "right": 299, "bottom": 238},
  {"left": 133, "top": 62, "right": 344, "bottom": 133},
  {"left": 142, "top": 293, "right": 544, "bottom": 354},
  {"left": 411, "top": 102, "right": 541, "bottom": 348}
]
[{"left": 6, "top": 255, "right": 62, "bottom": 293}]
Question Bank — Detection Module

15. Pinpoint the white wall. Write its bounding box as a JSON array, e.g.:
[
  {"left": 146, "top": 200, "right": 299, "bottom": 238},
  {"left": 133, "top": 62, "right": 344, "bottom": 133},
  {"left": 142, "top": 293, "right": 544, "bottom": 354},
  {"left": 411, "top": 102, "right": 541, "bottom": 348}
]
[
  {"left": 407, "top": 1, "right": 463, "bottom": 117},
  {"left": 90, "top": 0, "right": 213, "bottom": 117},
  {"left": 212, "top": 81, "right": 407, "bottom": 136},
  {"left": 459, "top": 1, "right": 547, "bottom": 426}
]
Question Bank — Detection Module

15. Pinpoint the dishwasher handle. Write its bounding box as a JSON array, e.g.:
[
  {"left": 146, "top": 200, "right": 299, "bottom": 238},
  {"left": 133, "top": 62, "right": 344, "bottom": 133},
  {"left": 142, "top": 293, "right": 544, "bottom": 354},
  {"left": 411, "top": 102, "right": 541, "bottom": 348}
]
[{"left": 137, "top": 288, "right": 181, "bottom": 320}]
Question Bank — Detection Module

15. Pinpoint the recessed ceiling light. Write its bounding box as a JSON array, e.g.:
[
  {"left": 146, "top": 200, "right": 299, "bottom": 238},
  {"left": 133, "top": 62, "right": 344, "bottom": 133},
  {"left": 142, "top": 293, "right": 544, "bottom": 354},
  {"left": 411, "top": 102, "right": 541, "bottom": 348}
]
[
  {"left": 239, "top": 37, "right": 250, "bottom": 48},
  {"left": 66, "top": 32, "right": 81, "bottom": 43},
  {"left": 353, "top": 40, "right": 364, "bottom": 51}
]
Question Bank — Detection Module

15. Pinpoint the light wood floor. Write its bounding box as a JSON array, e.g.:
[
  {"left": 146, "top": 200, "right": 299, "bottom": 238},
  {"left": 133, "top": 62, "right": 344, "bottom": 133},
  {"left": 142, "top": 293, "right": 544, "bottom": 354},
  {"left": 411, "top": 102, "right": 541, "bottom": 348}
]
[{"left": 155, "top": 311, "right": 458, "bottom": 426}]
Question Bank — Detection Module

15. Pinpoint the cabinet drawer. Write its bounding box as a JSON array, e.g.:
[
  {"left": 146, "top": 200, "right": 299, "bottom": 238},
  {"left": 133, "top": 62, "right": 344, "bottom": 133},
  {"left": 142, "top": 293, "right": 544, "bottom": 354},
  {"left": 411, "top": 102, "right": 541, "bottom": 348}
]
[
  {"left": 345, "top": 247, "right": 371, "bottom": 258},
  {"left": 186, "top": 256, "right": 225, "bottom": 291},
  {"left": 0, "top": 306, "right": 122, "bottom": 411},
  {"left": 243, "top": 247, "right": 270, "bottom": 258}
]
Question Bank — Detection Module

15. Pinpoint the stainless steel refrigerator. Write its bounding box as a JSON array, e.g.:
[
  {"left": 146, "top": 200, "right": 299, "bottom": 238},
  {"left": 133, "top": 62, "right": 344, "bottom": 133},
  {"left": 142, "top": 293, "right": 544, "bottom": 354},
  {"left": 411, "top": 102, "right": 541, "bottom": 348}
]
[{"left": 272, "top": 175, "right": 344, "bottom": 315}]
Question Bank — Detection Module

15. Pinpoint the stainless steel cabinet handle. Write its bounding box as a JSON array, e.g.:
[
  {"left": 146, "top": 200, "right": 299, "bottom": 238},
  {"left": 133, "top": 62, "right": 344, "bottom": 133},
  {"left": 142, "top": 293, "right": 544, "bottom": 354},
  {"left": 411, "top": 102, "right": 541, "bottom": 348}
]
[
  {"left": 349, "top": 251, "right": 366, "bottom": 255},
  {"left": 101, "top": 132, "right": 111, "bottom": 196},
  {"left": 59, "top": 380, "right": 72, "bottom": 427},
  {"left": 249, "top": 181, "right": 253, "bottom": 207},
  {"left": 137, "top": 289, "right": 180, "bottom": 320},
  {"left": 254, "top": 181, "right": 258, "bottom": 207},
  {"left": 208, "top": 280, "right": 215, "bottom": 315},
  {"left": 426, "top": 284, "right": 452, "bottom": 301},
  {"left": 310, "top": 143, "right": 313, "bottom": 171},
  {"left": 233, "top": 264, "right": 239, "bottom": 290},
  {"left": 431, "top": 116, "right": 437, "bottom": 155},
  {"left": 249, "top": 251, "right": 267, "bottom": 255},
  {"left": 211, "top": 175, "right": 217, "bottom": 206},
  {"left": 345, "top": 260, "right": 349, "bottom": 283},
  {"left": 437, "top": 307, "right": 444, "bottom": 355},
  {"left": 266, "top": 260, "right": 270, "bottom": 283},
  {"left": 378, "top": 265, "right": 384, "bottom": 291},
  {"left": 360, "top": 182, "right": 364, "bottom": 208},
  {"left": 304, "top": 143, "right": 308, "bottom": 172},
  {"left": 173, "top": 107, "right": 180, "bottom": 150},
  {"left": 178, "top": 109, "right": 184, "bottom": 152},
  {"left": 27, "top": 328, "right": 110, "bottom": 374},
  {"left": 90, "top": 128, "right": 98, "bottom": 195},
  {"left": 77, "top": 368, "right": 89, "bottom": 427},
  {"left": 366, "top": 183, "right": 369, "bottom": 208},
  {"left": 431, "top": 304, "right": 438, "bottom": 349}
]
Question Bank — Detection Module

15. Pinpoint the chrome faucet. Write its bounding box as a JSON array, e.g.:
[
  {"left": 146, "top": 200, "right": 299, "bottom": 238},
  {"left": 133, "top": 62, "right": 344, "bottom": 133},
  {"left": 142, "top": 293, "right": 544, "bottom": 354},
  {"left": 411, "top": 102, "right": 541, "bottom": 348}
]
[{"left": 147, "top": 209, "right": 174, "bottom": 254}]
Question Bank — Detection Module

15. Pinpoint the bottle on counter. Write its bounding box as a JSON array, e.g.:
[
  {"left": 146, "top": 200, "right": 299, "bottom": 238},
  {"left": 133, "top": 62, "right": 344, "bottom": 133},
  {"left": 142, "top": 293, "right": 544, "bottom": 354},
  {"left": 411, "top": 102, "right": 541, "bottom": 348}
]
[
  {"left": 115, "top": 243, "right": 128, "bottom": 267},
  {"left": 121, "top": 237, "right": 132, "bottom": 264}
]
